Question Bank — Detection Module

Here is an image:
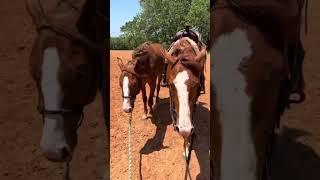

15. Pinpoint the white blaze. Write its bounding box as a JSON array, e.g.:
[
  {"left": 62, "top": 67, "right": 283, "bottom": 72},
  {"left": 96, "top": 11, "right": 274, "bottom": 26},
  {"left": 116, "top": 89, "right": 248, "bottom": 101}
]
[
  {"left": 122, "top": 76, "right": 131, "bottom": 111},
  {"left": 40, "top": 47, "right": 67, "bottom": 158},
  {"left": 174, "top": 70, "right": 193, "bottom": 134},
  {"left": 212, "top": 28, "right": 256, "bottom": 180}
]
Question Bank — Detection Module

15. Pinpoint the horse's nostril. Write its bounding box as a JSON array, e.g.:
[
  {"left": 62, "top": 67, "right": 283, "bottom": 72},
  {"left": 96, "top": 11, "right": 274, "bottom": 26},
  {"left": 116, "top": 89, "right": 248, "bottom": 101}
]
[
  {"left": 174, "top": 126, "right": 179, "bottom": 132},
  {"left": 60, "top": 147, "right": 70, "bottom": 160},
  {"left": 123, "top": 107, "right": 132, "bottom": 113}
]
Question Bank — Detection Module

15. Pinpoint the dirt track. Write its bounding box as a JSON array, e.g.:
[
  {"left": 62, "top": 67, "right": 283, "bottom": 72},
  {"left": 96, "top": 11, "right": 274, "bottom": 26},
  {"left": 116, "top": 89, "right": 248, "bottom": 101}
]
[
  {"left": 0, "top": 1, "right": 106, "bottom": 180},
  {"left": 110, "top": 51, "right": 211, "bottom": 179}
]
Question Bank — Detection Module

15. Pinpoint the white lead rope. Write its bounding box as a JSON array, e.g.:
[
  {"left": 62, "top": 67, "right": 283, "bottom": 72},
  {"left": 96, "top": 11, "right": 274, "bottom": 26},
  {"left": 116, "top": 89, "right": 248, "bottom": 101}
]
[{"left": 128, "top": 112, "right": 133, "bottom": 180}]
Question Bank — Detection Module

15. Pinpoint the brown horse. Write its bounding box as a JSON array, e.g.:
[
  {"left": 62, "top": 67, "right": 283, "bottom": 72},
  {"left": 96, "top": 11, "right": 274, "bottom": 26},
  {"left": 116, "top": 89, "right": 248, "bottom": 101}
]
[
  {"left": 163, "top": 37, "right": 207, "bottom": 160},
  {"left": 26, "top": 0, "right": 105, "bottom": 166},
  {"left": 211, "top": 0, "right": 308, "bottom": 179},
  {"left": 117, "top": 42, "right": 165, "bottom": 119}
]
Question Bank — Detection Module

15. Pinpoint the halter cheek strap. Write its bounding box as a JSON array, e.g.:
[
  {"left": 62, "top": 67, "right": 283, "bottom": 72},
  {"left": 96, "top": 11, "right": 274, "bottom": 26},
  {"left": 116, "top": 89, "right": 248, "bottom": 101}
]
[{"left": 122, "top": 94, "right": 136, "bottom": 100}]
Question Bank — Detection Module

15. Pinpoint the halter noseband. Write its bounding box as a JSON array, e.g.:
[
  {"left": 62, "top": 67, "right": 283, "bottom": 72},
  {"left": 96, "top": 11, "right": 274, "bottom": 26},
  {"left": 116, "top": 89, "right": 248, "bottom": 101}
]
[
  {"left": 122, "top": 94, "right": 136, "bottom": 100},
  {"left": 38, "top": 106, "right": 85, "bottom": 129}
]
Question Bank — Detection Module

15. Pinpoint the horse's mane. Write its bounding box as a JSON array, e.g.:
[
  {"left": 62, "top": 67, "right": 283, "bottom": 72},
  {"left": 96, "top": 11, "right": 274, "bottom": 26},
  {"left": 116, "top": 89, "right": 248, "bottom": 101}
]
[
  {"left": 132, "top": 41, "right": 153, "bottom": 59},
  {"left": 170, "top": 37, "right": 204, "bottom": 76},
  {"left": 170, "top": 37, "right": 200, "bottom": 58}
]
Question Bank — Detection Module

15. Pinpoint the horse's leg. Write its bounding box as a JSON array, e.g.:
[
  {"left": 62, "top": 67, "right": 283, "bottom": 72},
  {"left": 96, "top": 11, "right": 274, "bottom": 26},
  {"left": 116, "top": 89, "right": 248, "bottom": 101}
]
[
  {"left": 147, "top": 78, "right": 156, "bottom": 117},
  {"left": 155, "top": 74, "right": 162, "bottom": 104},
  {"left": 141, "top": 81, "right": 148, "bottom": 120},
  {"left": 200, "top": 57, "right": 206, "bottom": 94},
  {"left": 160, "top": 63, "right": 168, "bottom": 87},
  {"left": 63, "top": 162, "right": 71, "bottom": 180},
  {"left": 288, "top": 40, "right": 306, "bottom": 103}
]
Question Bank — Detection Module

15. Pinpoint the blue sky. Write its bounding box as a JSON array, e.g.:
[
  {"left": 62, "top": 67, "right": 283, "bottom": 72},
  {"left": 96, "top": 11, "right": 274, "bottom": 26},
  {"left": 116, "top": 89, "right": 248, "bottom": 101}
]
[{"left": 110, "top": 0, "right": 141, "bottom": 37}]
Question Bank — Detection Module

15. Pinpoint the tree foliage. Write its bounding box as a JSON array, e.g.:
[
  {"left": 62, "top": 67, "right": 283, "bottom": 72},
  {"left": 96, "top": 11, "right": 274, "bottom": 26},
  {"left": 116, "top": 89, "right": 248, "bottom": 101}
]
[
  {"left": 186, "top": 0, "right": 210, "bottom": 45},
  {"left": 110, "top": 0, "right": 209, "bottom": 50}
]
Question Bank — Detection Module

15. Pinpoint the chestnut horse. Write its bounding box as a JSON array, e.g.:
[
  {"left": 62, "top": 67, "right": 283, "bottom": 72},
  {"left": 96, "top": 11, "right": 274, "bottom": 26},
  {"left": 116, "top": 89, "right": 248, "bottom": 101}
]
[
  {"left": 117, "top": 42, "right": 165, "bottom": 119},
  {"left": 211, "top": 0, "right": 308, "bottom": 179},
  {"left": 163, "top": 37, "right": 207, "bottom": 161}
]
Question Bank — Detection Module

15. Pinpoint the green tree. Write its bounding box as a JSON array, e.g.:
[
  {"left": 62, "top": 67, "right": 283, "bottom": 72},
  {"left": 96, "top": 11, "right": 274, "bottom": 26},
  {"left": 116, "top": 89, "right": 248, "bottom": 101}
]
[
  {"left": 110, "top": 37, "right": 130, "bottom": 50},
  {"left": 186, "top": 0, "right": 210, "bottom": 45},
  {"left": 118, "top": 0, "right": 209, "bottom": 49}
]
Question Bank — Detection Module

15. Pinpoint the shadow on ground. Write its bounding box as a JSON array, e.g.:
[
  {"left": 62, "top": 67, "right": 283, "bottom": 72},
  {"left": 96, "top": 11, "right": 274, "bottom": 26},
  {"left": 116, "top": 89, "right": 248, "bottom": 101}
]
[
  {"left": 271, "top": 127, "right": 320, "bottom": 180},
  {"left": 138, "top": 98, "right": 210, "bottom": 180}
]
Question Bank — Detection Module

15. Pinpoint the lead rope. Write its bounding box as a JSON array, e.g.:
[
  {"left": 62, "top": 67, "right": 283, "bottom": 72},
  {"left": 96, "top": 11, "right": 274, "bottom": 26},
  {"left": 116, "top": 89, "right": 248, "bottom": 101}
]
[{"left": 128, "top": 112, "right": 133, "bottom": 180}]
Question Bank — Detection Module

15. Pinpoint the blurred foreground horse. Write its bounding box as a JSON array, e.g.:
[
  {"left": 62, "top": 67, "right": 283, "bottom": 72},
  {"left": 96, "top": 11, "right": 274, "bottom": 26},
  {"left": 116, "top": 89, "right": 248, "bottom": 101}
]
[{"left": 25, "top": 0, "right": 106, "bottom": 179}]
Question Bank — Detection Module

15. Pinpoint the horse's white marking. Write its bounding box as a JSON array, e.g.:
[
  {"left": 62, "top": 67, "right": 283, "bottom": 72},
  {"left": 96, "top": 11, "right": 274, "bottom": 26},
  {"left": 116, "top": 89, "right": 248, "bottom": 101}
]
[
  {"left": 212, "top": 28, "right": 256, "bottom": 180},
  {"left": 174, "top": 70, "right": 193, "bottom": 135},
  {"left": 122, "top": 76, "right": 131, "bottom": 112},
  {"left": 40, "top": 47, "right": 67, "bottom": 158}
]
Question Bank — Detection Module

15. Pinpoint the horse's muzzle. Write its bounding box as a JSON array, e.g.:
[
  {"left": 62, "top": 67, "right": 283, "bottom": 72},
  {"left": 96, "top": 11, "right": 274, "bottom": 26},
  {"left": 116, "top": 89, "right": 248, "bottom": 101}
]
[
  {"left": 41, "top": 145, "right": 72, "bottom": 162},
  {"left": 175, "top": 125, "right": 194, "bottom": 138}
]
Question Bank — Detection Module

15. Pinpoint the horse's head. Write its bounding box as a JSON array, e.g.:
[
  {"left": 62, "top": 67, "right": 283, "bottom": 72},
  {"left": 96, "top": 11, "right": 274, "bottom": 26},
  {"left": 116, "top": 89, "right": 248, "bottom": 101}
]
[
  {"left": 29, "top": 33, "right": 98, "bottom": 162},
  {"left": 117, "top": 57, "right": 141, "bottom": 113},
  {"left": 27, "top": 0, "right": 101, "bottom": 162},
  {"left": 165, "top": 37, "right": 206, "bottom": 139}
]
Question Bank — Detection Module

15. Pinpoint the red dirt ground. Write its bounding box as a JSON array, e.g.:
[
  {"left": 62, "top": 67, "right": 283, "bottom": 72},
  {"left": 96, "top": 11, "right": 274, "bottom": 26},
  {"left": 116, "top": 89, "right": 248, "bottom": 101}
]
[
  {"left": 110, "top": 51, "right": 211, "bottom": 179},
  {"left": 0, "top": 1, "right": 107, "bottom": 180}
]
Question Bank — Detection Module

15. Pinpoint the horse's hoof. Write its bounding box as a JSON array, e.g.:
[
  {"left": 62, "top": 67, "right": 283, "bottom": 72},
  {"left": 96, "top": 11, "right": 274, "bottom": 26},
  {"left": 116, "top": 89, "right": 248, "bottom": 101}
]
[
  {"left": 141, "top": 114, "right": 148, "bottom": 120},
  {"left": 160, "top": 82, "right": 167, "bottom": 87},
  {"left": 152, "top": 103, "right": 157, "bottom": 110},
  {"left": 147, "top": 111, "right": 153, "bottom": 117},
  {"left": 288, "top": 91, "right": 306, "bottom": 103}
]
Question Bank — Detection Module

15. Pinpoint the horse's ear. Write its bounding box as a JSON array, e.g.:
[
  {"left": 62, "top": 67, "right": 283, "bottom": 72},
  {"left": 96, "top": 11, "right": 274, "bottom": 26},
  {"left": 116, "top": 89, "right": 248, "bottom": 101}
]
[
  {"left": 195, "top": 49, "right": 207, "bottom": 63},
  {"left": 116, "top": 57, "right": 126, "bottom": 71}
]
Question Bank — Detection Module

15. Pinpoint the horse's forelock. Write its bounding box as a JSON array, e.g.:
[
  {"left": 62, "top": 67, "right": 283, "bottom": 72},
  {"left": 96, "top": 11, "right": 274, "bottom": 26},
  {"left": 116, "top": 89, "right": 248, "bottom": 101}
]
[{"left": 170, "top": 38, "right": 204, "bottom": 76}]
